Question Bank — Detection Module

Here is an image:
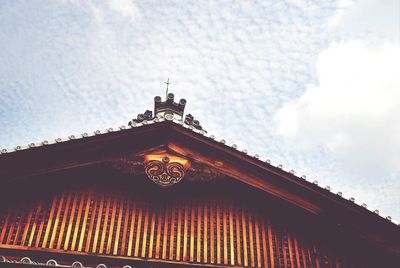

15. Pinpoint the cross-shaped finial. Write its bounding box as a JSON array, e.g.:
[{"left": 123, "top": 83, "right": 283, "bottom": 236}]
[{"left": 164, "top": 78, "right": 171, "bottom": 99}]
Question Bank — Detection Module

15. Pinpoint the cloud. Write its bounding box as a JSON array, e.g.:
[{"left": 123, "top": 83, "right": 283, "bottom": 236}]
[{"left": 275, "top": 40, "right": 400, "bottom": 218}]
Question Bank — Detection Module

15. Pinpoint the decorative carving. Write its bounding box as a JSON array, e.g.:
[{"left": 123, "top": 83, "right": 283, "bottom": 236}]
[
  {"left": 184, "top": 114, "right": 206, "bottom": 132},
  {"left": 129, "top": 109, "right": 153, "bottom": 125},
  {"left": 144, "top": 156, "right": 185, "bottom": 187}
]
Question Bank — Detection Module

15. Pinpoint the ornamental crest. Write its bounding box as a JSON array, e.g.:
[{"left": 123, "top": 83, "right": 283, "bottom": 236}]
[{"left": 144, "top": 155, "right": 189, "bottom": 187}]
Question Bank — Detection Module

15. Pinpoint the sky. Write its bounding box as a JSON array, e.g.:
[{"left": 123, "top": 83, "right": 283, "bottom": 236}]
[{"left": 0, "top": 0, "right": 399, "bottom": 222}]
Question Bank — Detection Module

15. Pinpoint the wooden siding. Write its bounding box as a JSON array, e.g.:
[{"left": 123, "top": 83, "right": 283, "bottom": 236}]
[{"left": 0, "top": 189, "right": 353, "bottom": 268}]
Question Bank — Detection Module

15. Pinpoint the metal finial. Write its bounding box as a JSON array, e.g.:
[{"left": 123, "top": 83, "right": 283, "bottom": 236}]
[{"left": 164, "top": 78, "right": 171, "bottom": 99}]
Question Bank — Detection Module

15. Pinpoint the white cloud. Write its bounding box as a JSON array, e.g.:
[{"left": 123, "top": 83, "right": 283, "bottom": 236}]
[
  {"left": 275, "top": 41, "right": 400, "bottom": 217},
  {"left": 107, "top": 0, "right": 140, "bottom": 18}
]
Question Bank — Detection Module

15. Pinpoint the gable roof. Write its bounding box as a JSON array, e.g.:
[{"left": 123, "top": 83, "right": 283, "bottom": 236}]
[{"left": 0, "top": 112, "right": 399, "bottom": 258}]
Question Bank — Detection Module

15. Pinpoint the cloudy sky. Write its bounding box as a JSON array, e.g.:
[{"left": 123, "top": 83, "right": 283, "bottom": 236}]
[{"left": 0, "top": 0, "right": 399, "bottom": 222}]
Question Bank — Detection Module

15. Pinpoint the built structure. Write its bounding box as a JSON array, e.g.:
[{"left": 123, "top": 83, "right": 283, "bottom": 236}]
[{"left": 0, "top": 93, "right": 399, "bottom": 268}]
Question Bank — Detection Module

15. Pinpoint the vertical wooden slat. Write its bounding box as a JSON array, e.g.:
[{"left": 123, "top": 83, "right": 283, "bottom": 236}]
[
  {"left": 248, "top": 211, "right": 255, "bottom": 267},
  {"left": 42, "top": 195, "right": 58, "bottom": 248},
  {"left": 35, "top": 203, "right": 48, "bottom": 248},
  {"left": 255, "top": 214, "right": 262, "bottom": 268},
  {"left": 169, "top": 205, "right": 176, "bottom": 260},
  {"left": 134, "top": 202, "right": 143, "bottom": 257},
  {"left": 91, "top": 193, "right": 105, "bottom": 253},
  {"left": 229, "top": 204, "right": 235, "bottom": 266},
  {"left": 120, "top": 198, "right": 131, "bottom": 255},
  {"left": 113, "top": 196, "right": 125, "bottom": 255},
  {"left": 242, "top": 208, "right": 248, "bottom": 267},
  {"left": 294, "top": 237, "right": 301, "bottom": 268},
  {"left": 235, "top": 207, "right": 242, "bottom": 266},
  {"left": 155, "top": 205, "right": 163, "bottom": 258},
  {"left": 141, "top": 203, "right": 150, "bottom": 258},
  {"left": 203, "top": 202, "right": 208, "bottom": 263},
  {"left": 182, "top": 203, "right": 189, "bottom": 261},
  {"left": 107, "top": 195, "right": 118, "bottom": 254},
  {"left": 223, "top": 205, "right": 228, "bottom": 265},
  {"left": 72, "top": 192, "right": 87, "bottom": 251},
  {"left": 189, "top": 204, "right": 195, "bottom": 262},
  {"left": 56, "top": 192, "right": 72, "bottom": 249},
  {"left": 216, "top": 202, "right": 221, "bottom": 264},
  {"left": 162, "top": 205, "right": 169, "bottom": 259},
  {"left": 127, "top": 200, "right": 137, "bottom": 256},
  {"left": 261, "top": 217, "right": 269, "bottom": 268},
  {"left": 288, "top": 234, "right": 294, "bottom": 268},
  {"left": 176, "top": 204, "right": 183, "bottom": 261},
  {"left": 28, "top": 203, "right": 42, "bottom": 247},
  {"left": 210, "top": 203, "right": 215, "bottom": 264},
  {"left": 0, "top": 212, "right": 11, "bottom": 243},
  {"left": 267, "top": 220, "right": 275, "bottom": 268},
  {"left": 13, "top": 210, "right": 25, "bottom": 245},
  {"left": 5, "top": 210, "right": 17, "bottom": 244},
  {"left": 49, "top": 193, "right": 66, "bottom": 248},
  {"left": 99, "top": 195, "right": 112, "bottom": 253},
  {"left": 148, "top": 206, "right": 157, "bottom": 258},
  {"left": 302, "top": 245, "right": 308, "bottom": 268},
  {"left": 197, "top": 202, "right": 202, "bottom": 263},
  {"left": 20, "top": 206, "right": 34, "bottom": 246},
  {"left": 81, "top": 192, "right": 95, "bottom": 252},
  {"left": 63, "top": 192, "right": 79, "bottom": 250}
]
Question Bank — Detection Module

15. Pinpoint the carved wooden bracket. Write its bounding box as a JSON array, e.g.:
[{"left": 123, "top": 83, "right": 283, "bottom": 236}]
[{"left": 144, "top": 154, "right": 190, "bottom": 187}]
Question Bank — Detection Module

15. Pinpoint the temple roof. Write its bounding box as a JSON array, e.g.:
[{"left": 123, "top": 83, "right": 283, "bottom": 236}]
[{"left": 0, "top": 93, "right": 399, "bottom": 258}]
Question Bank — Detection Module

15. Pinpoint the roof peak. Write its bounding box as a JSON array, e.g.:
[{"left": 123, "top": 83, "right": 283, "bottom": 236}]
[{"left": 128, "top": 93, "right": 206, "bottom": 132}]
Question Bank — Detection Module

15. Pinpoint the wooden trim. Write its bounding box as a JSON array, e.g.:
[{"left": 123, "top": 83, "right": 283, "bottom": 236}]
[
  {"left": 107, "top": 196, "right": 118, "bottom": 254},
  {"left": 64, "top": 191, "right": 78, "bottom": 250},
  {"left": 113, "top": 196, "right": 124, "bottom": 255}
]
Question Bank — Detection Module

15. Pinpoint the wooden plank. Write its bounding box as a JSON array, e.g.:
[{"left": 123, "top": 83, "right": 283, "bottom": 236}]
[
  {"left": 255, "top": 214, "right": 262, "bottom": 268},
  {"left": 57, "top": 192, "right": 73, "bottom": 249},
  {"left": 49, "top": 192, "right": 66, "bottom": 248},
  {"left": 148, "top": 206, "right": 157, "bottom": 258},
  {"left": 169, "top": 205, "right": 176, "bottom": 260},
  {"left": 0, "top": 212, "right": 11, "bottom": 243},
  {"left": 35, "top": 201, "right": 49, "bottom": 248},
  {"left": 267, "top": 220, "right": 275, "bottom": 268},
  {"left": 261, "top": 217, "right": 269, "bottom": 268},
  {"left": 42, "top": 195, "right": 58, "bottom": 248},
  {"left": 64, "top": 191, "right": 79, "bottom": 250},
  {"left": 162, "top": 205, "right": 169, "bottom": 259},
  {"left": 182, "top": 203, "right": 189, "bottom": 261},
  {"left": 72, "top": 192, "right": 87, "bottom": 251},
  {"left": 107, "top": 195, "right": 118, "bottom": 254},
  {"left": 210, "top": 203, "right": 215, "bottom": 264},
  {"left": 82, "top": 192, "right": 96, "bottom": 252},
  {"left": 288, "top": 234, "right": 294, "bottom": 268},
  {"left": 203, "top": 201, "right": 208, "bottom": 263},
  {"left": 113, "top": 196, "right": 125, "bottom": 255},
  {"left": 99, "top": 195, "right": 112, "bottom": 253},
  {"left": 197, "top": 201, "right": 202, "bottom": 263},
  {"left": 155, "top": 205, "right": 163, "bottom": 258},
  {"left": 189, "top": 203, "right": 195, "bottom": 262},
  {"left": 176, "top": 203, "right": 182, "bottom": 261},
  {"left": 13, "top": 209, "right": 26, "bottom": 245},
  {"left": 248, "top": 211, "right": 255, "bottom": 267},
  {"left": 141, "top": 203, "right": 150, "bottom": 258},
  {"left": 229, "top": 204, "right": 235, "bottom": 266},
  {"left": 91, "top": 193, "right": 105, "bottom": 253},
  {"left": 216, "top": 202, "right": 221, "bottom": 264},
  {"left": 28, "top": 203, "right": 42, "bottom": 247},
  {"left": 20, "top": 206, "right": 34, "bottom": 246},
  {"left": 120, "top": 198, "right": 131, "bottom": 255},
  {"left": 134, "top": 202, "right": 143, "bottom": 257},
  {"left": 223, "top": 204, "right": 228, "bottom": 265},
  {"left": 294, "top": 237, "right": 301, "bottom": 268},
  {"left": 242, "top": 207, "right": 248, "bottom": 267},
  {"left": 6, "top": 210, "right": 17, "bottom": 244},
  {"left": 235, "top": 207, "right": 242, "bottom": 266},
  {"left": 127, "top": 200, "right": 137, "bottom": 256}
]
